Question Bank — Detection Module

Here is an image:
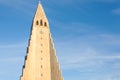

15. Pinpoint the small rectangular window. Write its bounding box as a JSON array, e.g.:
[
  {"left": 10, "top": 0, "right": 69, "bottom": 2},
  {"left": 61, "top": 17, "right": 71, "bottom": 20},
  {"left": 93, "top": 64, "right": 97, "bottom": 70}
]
[
  {"left": 40, "top": 20, "right": 43, "bottom": 26},
  {"left": 36, "top": 21, "right": 39, "bottom": 25},
  {"left": 44, "top": 22, "right": 47, "bottom": 26}
]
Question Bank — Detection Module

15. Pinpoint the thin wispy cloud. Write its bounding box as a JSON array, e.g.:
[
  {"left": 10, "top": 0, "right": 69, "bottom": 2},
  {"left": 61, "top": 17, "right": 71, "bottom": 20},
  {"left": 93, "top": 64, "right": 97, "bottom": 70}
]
[
  {"left": 50, "top": 19, "right": 103, "bottom": 36},
  {"left": 49, "top": 0, "right": 120, "bottom": 6},
  {"left": 55, "top": 31, "right": 120, "bottom": 71},
  {"left": 58, "top": 44, "right": 120, "bottom": 80},
  {"left": 0, "top": 57, "right": 23, "bottom": 63},
  {"left": 112, "top": 8, "right": 120, "bottom": 15},
  {"left": 96, "top": 0, "right": 117, "bottom": 3},
  {"left": 0, "top": 0, "right": 36, "bottom": 15},
  {"left": 0, "top": 42, "right": 27, "bottom": 61},
  {"left": 0, "top": 0, "right": 118, "bottom": 15},
  {"left": 0, "top": 42, "right": 27, "bottom": 49},
  {"left": 60, "top": 48, "right": 120, "bottom": 70},
  {"left": 0, "top": 42, "right": 27, "bottom": 80}
]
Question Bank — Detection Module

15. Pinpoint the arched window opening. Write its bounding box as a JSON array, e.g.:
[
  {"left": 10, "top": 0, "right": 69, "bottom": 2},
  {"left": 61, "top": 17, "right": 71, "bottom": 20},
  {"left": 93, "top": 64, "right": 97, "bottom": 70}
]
[
  {"left": 36, "top": 21, "right": 39, "bottom": 25},
  {"left": 40, "top": 20, "right": 43, "bottom": 26},
  {"left": 44, "top": 22, "right": 47, "bottom": 26}
]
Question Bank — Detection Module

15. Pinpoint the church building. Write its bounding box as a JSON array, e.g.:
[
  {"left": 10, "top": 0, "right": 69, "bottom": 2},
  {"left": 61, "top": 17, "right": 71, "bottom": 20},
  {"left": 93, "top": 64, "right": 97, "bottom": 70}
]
[{"left": 20, "top": 3, "right": 63, "bottom": 80}]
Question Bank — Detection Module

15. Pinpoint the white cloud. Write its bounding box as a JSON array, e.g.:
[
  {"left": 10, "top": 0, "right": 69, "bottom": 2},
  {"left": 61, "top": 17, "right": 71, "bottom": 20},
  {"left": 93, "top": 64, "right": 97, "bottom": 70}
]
[
  {"left": 0, "top": 57, "right": 23, "bottom": 63},
  {"left": 0, "top": 41, "right": 27, "bottom": 64},
  {"left": 0, "top": 0, "right": 118, "bottom": 11},
  {"left": 0, "top": 42, "right": 27, "bottom": 49},
  {"left": 0, "top": 0, "right": 36, "bottom": 15},
  {"left": 96, "top": 0, "right": 117, "bottom": 3},
  {"left": 0, "top": 42, "right": 26, "bottom": 79},
  {"left": 54, "top": 32, "right": 120, "bottom": 71},
  {"left": 94, "top": 34, "right": 120, "bottom": 46},
  {"left": 112, "top": 8, "right": 120, "bottom": 15},
  {"left": 51, "top": 21, "right": 99, "bottom": 35},
  {"left": 48, "top": 0, "right": 119, "bottom": 6},
  {"left": 60, "top": 48, "right": 120, "bottom": 70},
  {"left": 51, "top": 21, "right": 120, "bottom": 72}
]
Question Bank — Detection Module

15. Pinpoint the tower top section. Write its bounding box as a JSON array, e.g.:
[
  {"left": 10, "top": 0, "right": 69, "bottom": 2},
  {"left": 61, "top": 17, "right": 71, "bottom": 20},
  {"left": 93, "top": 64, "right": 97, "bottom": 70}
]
[
  {"left": 33, "top": 2, "right": 49, "bottom": 27},
  {"left": 34, "top": 2, "right": 48, "bottom": 21}
]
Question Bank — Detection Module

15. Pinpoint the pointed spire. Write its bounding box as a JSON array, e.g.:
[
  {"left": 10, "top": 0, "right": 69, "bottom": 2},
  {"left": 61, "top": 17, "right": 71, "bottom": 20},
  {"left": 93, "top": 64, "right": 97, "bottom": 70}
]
[
  {"left": 33, "top": 2, "right": 48, "bottom": 26},
  {"left": 34, "top": 2, "right": 47, "bottom": 20}
]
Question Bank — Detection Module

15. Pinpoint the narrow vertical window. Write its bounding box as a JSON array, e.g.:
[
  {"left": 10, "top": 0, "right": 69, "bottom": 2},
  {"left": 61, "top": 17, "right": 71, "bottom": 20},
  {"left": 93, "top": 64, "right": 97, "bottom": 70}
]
[
  {"left": 36, "top": 21, "right": 39, "bottom": 25},
  {"left": 44, "top": 22, "right": 47, "bottom": 26},
  {"left": 40, "top": 20, "right": 43, "bottom": 26}
]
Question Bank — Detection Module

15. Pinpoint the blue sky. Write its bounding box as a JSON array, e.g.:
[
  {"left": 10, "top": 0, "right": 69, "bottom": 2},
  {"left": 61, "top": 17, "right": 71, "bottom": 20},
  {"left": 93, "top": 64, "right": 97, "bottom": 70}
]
[{"left": 0, "top": 0, "right": 120, "bottom": 80}]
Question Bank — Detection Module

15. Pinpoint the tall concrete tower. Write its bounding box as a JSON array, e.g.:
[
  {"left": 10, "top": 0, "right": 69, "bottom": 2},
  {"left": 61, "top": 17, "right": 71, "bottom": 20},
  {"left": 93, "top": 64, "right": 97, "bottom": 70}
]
[{"left": 20, "top": 3, "right": 63, "bottom": 80}]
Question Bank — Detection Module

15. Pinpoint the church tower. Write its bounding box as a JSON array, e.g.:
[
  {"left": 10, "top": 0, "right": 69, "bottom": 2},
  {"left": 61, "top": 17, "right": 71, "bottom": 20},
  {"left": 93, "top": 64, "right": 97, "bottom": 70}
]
[{"left": 20, "top": 3, "right": 63, "bottom": 80}]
